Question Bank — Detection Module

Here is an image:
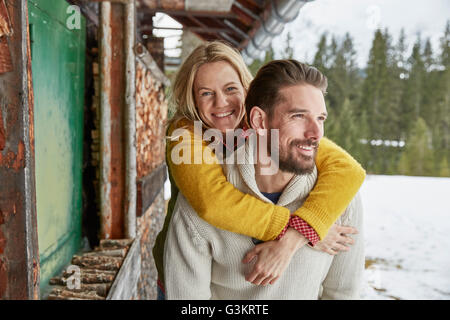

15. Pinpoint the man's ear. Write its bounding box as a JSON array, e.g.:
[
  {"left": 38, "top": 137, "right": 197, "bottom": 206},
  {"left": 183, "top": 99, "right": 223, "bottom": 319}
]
[{"left": 249, "top": 106, "right": 268, "bottom": 136}]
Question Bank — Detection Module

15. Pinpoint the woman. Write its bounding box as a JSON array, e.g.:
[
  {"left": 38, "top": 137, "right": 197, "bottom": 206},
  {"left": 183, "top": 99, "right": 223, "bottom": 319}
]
[{"left": 153, "top": 41, "right": 365, "bottom": 299}]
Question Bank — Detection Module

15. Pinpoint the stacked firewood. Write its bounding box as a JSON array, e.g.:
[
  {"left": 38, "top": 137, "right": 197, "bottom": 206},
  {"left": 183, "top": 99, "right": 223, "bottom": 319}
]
[
  {"left": 47, "top": 239, "right": 132, "bottom": 300},
  {"left": 91, "top": 58, "right": 101, "bottom": 195},
  {"left": 135, "top": 59, "right": 168, "bottom": 179}
]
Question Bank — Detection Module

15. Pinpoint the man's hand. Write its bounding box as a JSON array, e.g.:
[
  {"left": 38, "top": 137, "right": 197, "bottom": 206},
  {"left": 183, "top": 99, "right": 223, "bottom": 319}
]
[
  {"left": 242, "top": 228, "right": 308, "bottom": 286},
  {"left": 313, "top": 224, "right": 358, "bottom": 255}
]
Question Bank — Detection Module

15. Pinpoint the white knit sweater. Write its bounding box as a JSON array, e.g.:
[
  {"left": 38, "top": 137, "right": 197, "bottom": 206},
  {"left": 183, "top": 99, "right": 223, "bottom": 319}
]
[{"left": 164, "top": 141, "right": 365, "bottom": 300}]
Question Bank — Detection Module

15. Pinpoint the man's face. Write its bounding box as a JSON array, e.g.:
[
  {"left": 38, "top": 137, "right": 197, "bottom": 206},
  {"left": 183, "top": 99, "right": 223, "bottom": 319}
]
[{"left": 268, "top": 84, "right": 327, "bottom": 175}]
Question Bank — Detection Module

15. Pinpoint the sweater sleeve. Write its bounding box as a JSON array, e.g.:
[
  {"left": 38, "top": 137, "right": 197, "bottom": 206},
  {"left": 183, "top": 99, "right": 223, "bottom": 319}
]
[
  {"left": 164, "top": 197, "right": 213, "bottom": 300},
  {"left": 320, "top": 193, "right": 365, "bottom": 300},
  {"left": 167, "top": 120, "right": 290, "bottom": 241},
  {"left": 291, "top": 137, "right": 366, "bottom": 240}
]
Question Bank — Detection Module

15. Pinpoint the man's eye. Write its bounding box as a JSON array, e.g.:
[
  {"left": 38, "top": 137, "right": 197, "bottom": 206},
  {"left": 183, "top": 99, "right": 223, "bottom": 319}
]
[
  {"left": 293, "top": 114, "right": 305, "bottom": 118},
  {"left": 318, "top": 116, "right": 327, "bottom": 121}
]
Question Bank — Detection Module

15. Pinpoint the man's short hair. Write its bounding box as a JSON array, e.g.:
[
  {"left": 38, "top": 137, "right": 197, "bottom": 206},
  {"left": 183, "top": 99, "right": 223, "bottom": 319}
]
[{"left": 245, "top": 59, "right": 328, "bottom": 118}]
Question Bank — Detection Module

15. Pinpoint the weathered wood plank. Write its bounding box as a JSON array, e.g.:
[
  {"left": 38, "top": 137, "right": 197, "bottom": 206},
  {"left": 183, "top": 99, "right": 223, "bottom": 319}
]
[
  {"left": 136, "top": 163, "right": 167, "bottom": 217},
  {"left": 106, "top": 238, "right": 141, "bottom": 300}
]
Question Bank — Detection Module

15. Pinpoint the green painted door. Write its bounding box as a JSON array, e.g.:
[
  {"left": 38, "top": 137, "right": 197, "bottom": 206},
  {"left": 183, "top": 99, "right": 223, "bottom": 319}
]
[{"left": 28, "top": 0, "right": 86, "bottom": 298}]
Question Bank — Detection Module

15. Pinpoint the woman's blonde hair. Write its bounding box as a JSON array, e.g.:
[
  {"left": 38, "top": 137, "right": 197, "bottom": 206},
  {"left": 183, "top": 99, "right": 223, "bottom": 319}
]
[{"left": 169, "top": 41, "right": 253, "bottom": 129}]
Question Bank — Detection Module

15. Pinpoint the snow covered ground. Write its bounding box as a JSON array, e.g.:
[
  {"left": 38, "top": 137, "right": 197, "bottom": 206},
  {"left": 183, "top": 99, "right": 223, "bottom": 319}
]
[
  {"left": 360, "top": 175, "right": 450, "bottom": 300},
  {"left": 164, "top": 174, "right": 450, "bottom": 300}
]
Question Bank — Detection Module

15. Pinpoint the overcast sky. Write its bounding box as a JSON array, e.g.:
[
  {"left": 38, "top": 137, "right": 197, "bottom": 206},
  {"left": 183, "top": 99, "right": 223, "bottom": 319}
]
[
  {"left": 272, "top": 0, "right": 450, "bottom": 67},
  {"left": 155, "top": 0, "right": 450, "bottom": 67}
]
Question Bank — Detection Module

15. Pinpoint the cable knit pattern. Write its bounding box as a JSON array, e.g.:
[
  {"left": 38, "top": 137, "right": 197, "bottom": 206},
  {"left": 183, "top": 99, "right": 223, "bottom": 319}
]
[{"left": 164, "top": 140, "right": 365, "bottom": 300}]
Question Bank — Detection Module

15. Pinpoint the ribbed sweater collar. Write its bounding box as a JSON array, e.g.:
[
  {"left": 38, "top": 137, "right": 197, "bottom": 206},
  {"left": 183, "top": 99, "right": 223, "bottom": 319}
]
[{"left": 236, "top": 139, "right": 318, "bottom": 207}]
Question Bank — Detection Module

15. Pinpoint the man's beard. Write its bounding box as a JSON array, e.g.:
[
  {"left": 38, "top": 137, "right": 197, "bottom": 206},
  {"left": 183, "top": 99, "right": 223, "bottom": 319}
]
[{"left": 277, "top": 139, "right": 318, "bottom": 175}]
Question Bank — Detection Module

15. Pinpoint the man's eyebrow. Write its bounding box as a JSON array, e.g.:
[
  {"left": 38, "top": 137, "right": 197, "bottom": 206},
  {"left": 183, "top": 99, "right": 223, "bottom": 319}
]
[
  {"left": 287, "top": 108, "right": 328, "bottom": 117},
  {"left": 287, "top": 108, "right": 309, "bottom": 114}
]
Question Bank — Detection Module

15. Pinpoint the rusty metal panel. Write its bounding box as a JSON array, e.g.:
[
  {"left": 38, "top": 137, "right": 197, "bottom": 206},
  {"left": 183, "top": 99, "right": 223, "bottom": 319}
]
[{"left": 0, "top": 0, "right": 39, "bottom": 299}]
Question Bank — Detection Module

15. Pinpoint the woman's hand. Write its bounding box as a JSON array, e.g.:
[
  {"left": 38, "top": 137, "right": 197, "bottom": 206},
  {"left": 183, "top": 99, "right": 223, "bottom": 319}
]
[
  {"left": 312, "top": 224, "right": 358, "bottom": 255},
  {"left": 242, "top": 228, "right": 308, "bottom": 286}
]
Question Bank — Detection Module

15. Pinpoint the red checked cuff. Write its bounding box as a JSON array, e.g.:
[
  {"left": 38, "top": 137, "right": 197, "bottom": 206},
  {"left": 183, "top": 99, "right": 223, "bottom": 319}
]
[
  {"left": 276, "top": 223, "right": 289, "bottom": 240},
  {"left": 276, "top": 216, "right": 320, "bottom": 246}
]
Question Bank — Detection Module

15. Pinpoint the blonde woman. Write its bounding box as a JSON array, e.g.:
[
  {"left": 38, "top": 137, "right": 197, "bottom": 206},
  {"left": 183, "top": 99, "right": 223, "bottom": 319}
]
[{"left": 153, "top": 41, "right": 365, "bottom": 299}]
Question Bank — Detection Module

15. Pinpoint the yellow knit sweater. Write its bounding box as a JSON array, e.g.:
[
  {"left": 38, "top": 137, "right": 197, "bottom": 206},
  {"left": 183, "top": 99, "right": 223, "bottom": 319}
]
[{"left": 152, "top": 118, "right": 366, "bottom": 286}]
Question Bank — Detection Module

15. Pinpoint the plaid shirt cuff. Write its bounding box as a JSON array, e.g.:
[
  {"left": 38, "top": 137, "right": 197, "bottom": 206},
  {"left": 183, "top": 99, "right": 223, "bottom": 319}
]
[{"left": 276, "top": 216, "right": 320, "bottom": 246}]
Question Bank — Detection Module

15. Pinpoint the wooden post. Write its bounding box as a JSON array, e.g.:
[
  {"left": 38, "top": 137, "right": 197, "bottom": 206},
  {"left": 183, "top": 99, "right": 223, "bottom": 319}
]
[{"left": 0, "top": 0, "right": 40, "bottom": 300}]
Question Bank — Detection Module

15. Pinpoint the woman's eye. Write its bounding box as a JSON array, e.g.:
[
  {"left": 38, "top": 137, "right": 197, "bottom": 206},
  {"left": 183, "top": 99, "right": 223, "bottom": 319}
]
[
  {"left": 201, "top": 91, "right": 213, "bottom": 97},
  {"left": 226, "top": 87, "right": 237, "bottom": 92}
]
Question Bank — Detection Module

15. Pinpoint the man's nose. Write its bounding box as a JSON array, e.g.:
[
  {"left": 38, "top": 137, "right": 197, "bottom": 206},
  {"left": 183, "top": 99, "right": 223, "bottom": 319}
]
[{"left": 305, "top": 119, "right": 322, "bottom": 140}]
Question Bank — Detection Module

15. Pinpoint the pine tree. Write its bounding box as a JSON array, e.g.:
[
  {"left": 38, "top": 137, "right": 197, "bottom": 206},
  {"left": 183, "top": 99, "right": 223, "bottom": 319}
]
[
  {"left": 400, "top": 34, "right": 425, "bottom": 137},
  {"left": 247, "top": 44, "right": 275, "bottom": 76},
  {"left": 336, "top": 98, "right": 358, "bottom": 153},
  {"left": 440, "top": 21, "right": 450, "bottom": 67},
  {"left": 327, "top": 33, "right": 360, "bottom": 116},
  {"left": 402, "top": 117, "right": 434, "bottom": 176},
  {"left": 397, "top": 151, "right": 410, "bottom": 175},
  {"left": 432, "top": 21, "right": 450, "bottom": 176},
  {"left": 321, "top": 33, "right": 364, "bottom": 166},
  {"left": 439, "top": 157, "right": 450, "bottom": 177},
  {"left": 358, "top": 29, "right": 391, "bottom": 172},
  {"left": 341, "top": 33, "right": 360, "bottom": 102},
  {"left": 313, "top": 33, "right": 329, "bottom": 72},
  {"left": 423, "top": 38, "right": 435, "bottom": 72},
  {"left": 354, "top": 110, "right": 371, "bottom": 168},
  {"left": 420, "top": 38, "right": 439, "bottom": 126},
  {"left": 282, "top": 31, "right": 294, "bottom": 59},
  {"left": 359, "top": 29, "right": 390, "bottom": 139},
  {"left": 384, "top": 29, "right": 407, "bottom": 141}
]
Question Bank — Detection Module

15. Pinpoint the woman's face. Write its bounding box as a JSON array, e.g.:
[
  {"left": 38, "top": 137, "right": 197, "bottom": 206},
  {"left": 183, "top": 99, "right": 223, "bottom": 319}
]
[{"left": 193, "top": 61, "right": 246, "bottom": 133}]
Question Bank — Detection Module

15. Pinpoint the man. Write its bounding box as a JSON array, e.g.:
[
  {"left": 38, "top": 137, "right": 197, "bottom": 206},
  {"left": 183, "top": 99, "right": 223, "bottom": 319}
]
[{"left": 163, "top": 60, "right": 364, "bottom": 299}]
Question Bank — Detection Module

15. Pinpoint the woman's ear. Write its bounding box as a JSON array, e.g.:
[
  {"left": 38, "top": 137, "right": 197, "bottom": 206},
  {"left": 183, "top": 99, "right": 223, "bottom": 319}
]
[{"left": 249, "top": 106, "right": 268, "bottom": 136}]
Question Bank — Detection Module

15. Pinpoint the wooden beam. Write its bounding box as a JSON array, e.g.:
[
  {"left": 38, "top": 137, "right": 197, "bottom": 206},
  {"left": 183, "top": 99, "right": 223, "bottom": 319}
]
[
  {"left": 141, "top": 8, "right": 237, "bottom": 19},
  {"left": 0, "top": 0, "right": 40, "bottom": 299},
  {"left": 186, "top": 13, "right": 207, "bottom": 29},
  {"left": 140, "top": 25, "right": 232, "bottom": 34},
  {"left": 99, "top": 2, "right": 127, "bottom": 239},
  {"left": 230, "top": 4, "right": 254, "bottom": 27}
]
